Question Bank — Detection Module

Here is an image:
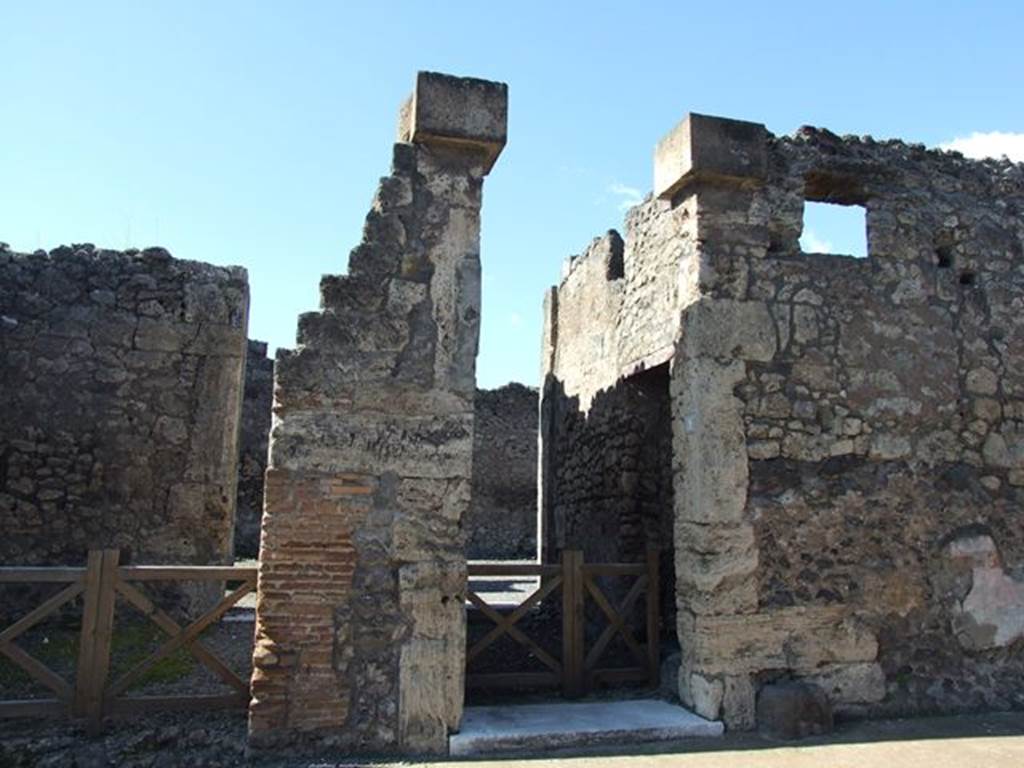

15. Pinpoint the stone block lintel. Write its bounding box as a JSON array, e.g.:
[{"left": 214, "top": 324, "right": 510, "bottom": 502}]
[
  {"left": 654, "top": 113, "right": 767, "bottom": 200},
  {"left": 398, "top": 71, "right": 508, "bottom": 174}
]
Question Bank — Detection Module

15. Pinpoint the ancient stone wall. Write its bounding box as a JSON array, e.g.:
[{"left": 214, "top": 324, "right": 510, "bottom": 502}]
[
  {"left": 465, "top": 383, "right": 538, "bottom": 560},
  {"left": 543, "top": 114, "right": 1024, "bottom": 728},
  {"left": 233, "top": 375, "right": 539, "bottom": 563},
  {"left": 0, "top": 243, "right": 248, "bottom": 607},
  {"left": 540, "top": 365, "right": 676, "bottom": 630},
  {"left": 674, "top": 123, "right": 1024, "bottom": 726},
  {"left": 538, "top": 199, "right": 696, "bottom": 602},
  {"left": 249, "top": 72, "right": 506, "bottom": 754},
  {"left": 235, "top": 339, "right": 274, "bottom": 558}
]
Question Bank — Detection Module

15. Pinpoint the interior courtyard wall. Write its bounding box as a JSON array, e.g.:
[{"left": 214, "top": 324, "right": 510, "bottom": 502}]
[
  {"left": 466, "top": 383, "right": 538, "bottom": 560},
  {"left": 235, "top": 339, "right": 274, "bottom": 558},
  {"left": 539, "top": 204, "right": 699, "bottom": 572}
]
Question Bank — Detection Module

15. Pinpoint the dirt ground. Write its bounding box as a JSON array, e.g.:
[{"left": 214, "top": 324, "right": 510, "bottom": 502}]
[{"left": 1, "top": 709, "right": 1022, "bottom": 767}]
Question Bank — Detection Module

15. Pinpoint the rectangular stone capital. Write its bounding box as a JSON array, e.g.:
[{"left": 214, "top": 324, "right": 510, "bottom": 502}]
[
  {"left": 654, "top": 113, "right": 767, "bottom": 200},
  {"left": 398, "top": 71, "right": 508, "bottom": 173}
]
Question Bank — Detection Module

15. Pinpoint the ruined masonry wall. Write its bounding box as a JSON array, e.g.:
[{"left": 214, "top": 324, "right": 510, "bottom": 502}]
[
  {"left": 235, "top": 339, "right": 273, "bottom": 558},
  {"left": 233, "top": 375, "right": 539, "bottom": 563},
  {"left": 539, "top": 197, "right": 699, "bottom": 570},
  {"left": 466, "top": 384, "right": 538, "bottom": 560},
  {"left": 679, "top": 131, "right": 1024, "bottom": 729},
  {"left": 674, "top": 130, "right": 1024, "bottom": 726},
  {"left": 544, "top": 114, "right": 1024, "bottom": 729},
  {"left": 0, "top": 243, "right": 248, "bottom": 583},
  {"left": 249, "top": 72, "right": 506, "bottom": 755}
]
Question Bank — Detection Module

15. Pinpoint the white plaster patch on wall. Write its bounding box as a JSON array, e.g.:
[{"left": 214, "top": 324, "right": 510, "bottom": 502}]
[
  {"left": 949, "top": 534, "right": 1024, "bottom": 650},
  {"left": 962, "top": 567, "right": 1024, "bottom": 647}
]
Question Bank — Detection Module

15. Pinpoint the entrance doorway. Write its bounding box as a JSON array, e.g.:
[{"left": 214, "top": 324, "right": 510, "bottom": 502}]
[{"left": 465, "top": 548, "right": 660, "bottom": 699}]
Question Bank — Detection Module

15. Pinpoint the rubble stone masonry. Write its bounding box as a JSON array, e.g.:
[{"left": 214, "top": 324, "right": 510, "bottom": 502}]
[
  {"left": 248, "top": 72, "right": 507, "bottom": 754},
  {"left": 466, "top": 384, "right": 538, "bottom": 560},
  {"left": 542, "top": 114, "right": 1024, "bottom": 727},
  {"left": 0, "top": 243, "right": 248, "bottom": 611}
]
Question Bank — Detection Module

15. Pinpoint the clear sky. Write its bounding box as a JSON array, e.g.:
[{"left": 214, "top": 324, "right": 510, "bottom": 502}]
[{"left": 3, "top": 1, "right": 1022, "bottom": 387}]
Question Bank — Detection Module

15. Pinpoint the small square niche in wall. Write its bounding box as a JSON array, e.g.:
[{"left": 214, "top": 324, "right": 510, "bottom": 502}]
[{"left": 800, "top": 201, "right": 868, "bottom": 258}]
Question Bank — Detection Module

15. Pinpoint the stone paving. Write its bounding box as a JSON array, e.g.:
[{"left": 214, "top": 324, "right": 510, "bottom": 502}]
[{"left": 405, "top": 712, "right": 1024, "bottom": 768}]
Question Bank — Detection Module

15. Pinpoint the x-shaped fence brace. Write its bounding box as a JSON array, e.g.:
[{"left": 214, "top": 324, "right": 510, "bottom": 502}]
[
  {"left": 582, "top": 571, "right": 649, "bottom": 672},
  {"left": 466, "top": 573, "right": 564, "bottom": 674},
  {"left": 106, "top": 576, "right": 254, "bottom": 701},
  {"left": 0, "top": 575, "right": 85, "bottom": 708},
  {"left": 466, "top": 548, "right": 660, "bottom": 696}
]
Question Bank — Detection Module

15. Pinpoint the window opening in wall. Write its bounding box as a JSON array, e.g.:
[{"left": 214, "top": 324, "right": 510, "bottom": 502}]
[{"left": 800, "top": 201, "right": 867, "bottom": 258}]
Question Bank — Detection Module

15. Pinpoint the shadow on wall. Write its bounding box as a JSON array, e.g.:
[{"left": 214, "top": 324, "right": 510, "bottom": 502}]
[
  {"left": 540, "top": 364, "right": 677, "bottom": 642},
  {"left": 234, "top": 340, "right": 273, "bottom": 559}
]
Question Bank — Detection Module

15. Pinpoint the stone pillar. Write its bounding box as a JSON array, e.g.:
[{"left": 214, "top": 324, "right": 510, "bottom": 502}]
[
  {"left": 662, "top": 115, "right": 892, "bottom": 730},
  {"left": 248, "top": 72, "right": 507, "bottom": 755},
  {"left": 658, "top": 114, "right": 772, "bottom": 729}
]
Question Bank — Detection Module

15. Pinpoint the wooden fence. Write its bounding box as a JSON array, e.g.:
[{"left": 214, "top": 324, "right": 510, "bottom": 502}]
[
  {"left": 466, "top": 548, "right": 660, "bottom": 697},
  {"left": 4, "top": 547, "right": 661, "bottom": 727},
  {"left": 0, "top": 549, "right": 256, "bottom": 732}
]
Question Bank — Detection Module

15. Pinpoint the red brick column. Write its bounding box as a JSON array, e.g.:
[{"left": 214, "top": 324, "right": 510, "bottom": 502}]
[{"left": 249, "top": 469, "right": 374, "bottom": 736}]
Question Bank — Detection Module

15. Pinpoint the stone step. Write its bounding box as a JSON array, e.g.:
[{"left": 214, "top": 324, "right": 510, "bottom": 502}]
[{"left": 448, "top": 698, "right": 724, "bottom": 756}]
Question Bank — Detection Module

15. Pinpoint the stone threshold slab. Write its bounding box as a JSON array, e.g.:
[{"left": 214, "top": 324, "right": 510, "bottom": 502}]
[{"left": 449, "top": 698, "right": 724, "bottom": 756}]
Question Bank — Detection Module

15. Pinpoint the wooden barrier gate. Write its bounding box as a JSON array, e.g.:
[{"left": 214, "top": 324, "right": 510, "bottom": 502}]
[
  {"left": 466, "top": 548, "right": 660, "bottom": 697},
  {"left": 0, "top": 549, "right": 256, "bottom": 732}
]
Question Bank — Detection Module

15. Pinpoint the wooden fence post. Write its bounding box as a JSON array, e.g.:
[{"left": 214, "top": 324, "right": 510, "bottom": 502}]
[
  {"left": 74, "top": 548, "right": 119, "bottom": 733},
  {"left": 646, "top": 546, "right": 660, "bottom": 687},
  {"left": 561, "top": 549, "right": 584, "bottom": 698}
]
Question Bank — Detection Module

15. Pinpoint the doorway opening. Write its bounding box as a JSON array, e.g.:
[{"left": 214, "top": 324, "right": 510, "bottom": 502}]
[{"left": 466, "top": 362, "right": 676, "bottom": 702}]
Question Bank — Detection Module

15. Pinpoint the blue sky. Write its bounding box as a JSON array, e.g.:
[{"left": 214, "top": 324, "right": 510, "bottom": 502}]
[{"left": 2, "top": 2, "right": 1022, "bottom": 387}]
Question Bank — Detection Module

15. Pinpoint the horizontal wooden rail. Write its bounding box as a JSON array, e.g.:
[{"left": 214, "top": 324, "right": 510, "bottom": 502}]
[
  {"left": 590, "top": 667, "right": 650, "bottom": 685},
  {"left": 106, "top": 693, "right": 248, "bottom": 715},
  {"left": 466, "top": 671, "right": 560, "bottom": 689},
  {"left": 580, "top": 563, "right": 646, "bottom": 576},
  {"left": 0, "top": 568, "right": 85, "bottom": 583},
  {"left": 118, "top": 566, "right": 257, "bottom": 581},
  {"left": 0, "top": 565, "right": 257, "bottom": 583},
  {"left": 0, "top": 699, "right": 65, "bottom": 718},
  {"left": 468, "top": 563, "right": 560, "bottom": 577}
]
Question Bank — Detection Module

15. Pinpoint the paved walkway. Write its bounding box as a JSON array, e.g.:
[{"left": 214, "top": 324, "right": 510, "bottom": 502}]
[{"left": 398, "top": 712, "right": 1024, "bottom": 768}]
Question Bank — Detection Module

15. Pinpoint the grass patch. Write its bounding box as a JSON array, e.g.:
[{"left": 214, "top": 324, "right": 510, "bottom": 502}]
[
  {"left": 0, "top": 627, "right": 79, "bottom": 689},
  {"left": 112, "top": 622, "right": 195, "bottom": 687},
  {"left": 0, "top": 621, "right": 196, "bottom": 693}
]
